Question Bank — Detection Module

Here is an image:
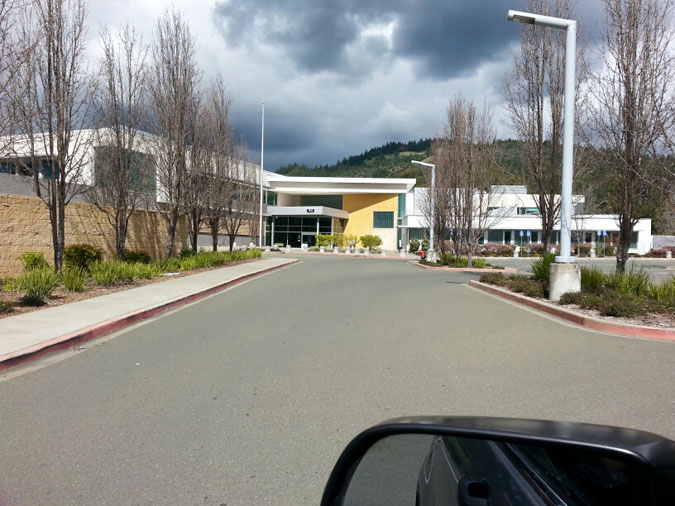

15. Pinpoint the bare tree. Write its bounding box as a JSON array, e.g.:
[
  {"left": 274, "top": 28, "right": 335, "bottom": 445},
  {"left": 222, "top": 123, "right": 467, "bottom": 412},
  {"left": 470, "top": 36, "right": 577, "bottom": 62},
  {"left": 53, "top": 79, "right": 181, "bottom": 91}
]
[
  {"left": 149, "top": 8, "right": 201, "bottom": 258},
  {"left": 87, "top": 25, "right": 151, "bottom": 260},
  {"left": 0, "top": 0, "right": 19, "bottom": 149},
  {"left": 433, "top": 95, "right": 500, "bottom": 266},
  {"left": 204, "top": 98, "right": 234, "bottom": 251},
  {"left": 221, "top": 143, "right": 256, "bottom": 252},
  {"left": 586, "top": 0, "right": 675, "bottom": 272},
  {"left": 504, "top": 0, "right": 586, "bottom": 252},
  {"left": 10, "top": 0, "right": 92, "bottom": 271}
]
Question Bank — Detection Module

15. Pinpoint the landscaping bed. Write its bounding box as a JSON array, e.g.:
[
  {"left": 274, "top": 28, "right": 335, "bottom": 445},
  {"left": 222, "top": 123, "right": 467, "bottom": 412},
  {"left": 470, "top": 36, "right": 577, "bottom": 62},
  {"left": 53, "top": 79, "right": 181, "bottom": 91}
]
[
  {"left": 0, "top": 249, "right": 262, "bottom": 319},
  {"left": 477, "top": 254, "right": 675, "bottom": 329},
  {"left": 418, "top": 253, "right": 505, "bottom": 270}
]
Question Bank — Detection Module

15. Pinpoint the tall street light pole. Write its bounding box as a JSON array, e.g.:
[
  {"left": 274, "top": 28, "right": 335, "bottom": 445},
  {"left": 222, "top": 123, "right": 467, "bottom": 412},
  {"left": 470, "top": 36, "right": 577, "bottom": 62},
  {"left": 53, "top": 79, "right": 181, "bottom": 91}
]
[
  {"left": 259, "top": 101, "right": 264, "bottom": 247},
  {"left": 507, "top": 9, "right": 580, "bottom": 299},
  {"left": 412, "top": 160, "right": 437, "bottom": 262}
]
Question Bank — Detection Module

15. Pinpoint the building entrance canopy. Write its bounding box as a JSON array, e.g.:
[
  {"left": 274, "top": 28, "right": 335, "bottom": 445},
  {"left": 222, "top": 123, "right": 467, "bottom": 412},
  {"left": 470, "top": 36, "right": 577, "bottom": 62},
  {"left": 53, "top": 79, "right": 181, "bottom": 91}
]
[{"left": 267, "top": 205, "right": 349, "bottom": 219}]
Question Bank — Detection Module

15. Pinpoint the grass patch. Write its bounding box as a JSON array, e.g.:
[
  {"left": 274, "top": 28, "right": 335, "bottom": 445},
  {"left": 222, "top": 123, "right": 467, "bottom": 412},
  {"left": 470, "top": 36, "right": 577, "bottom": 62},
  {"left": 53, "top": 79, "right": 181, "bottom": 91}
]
[{"left": 0, "top": 300, "right": 13, "bottom": 313}]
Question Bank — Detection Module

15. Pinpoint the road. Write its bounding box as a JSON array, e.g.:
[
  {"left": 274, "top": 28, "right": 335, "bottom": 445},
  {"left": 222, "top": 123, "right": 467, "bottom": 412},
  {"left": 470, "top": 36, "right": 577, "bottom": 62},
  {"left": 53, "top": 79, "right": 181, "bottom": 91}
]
[{"left": 1, "top": 255, "right": 674, "bottom": 506}]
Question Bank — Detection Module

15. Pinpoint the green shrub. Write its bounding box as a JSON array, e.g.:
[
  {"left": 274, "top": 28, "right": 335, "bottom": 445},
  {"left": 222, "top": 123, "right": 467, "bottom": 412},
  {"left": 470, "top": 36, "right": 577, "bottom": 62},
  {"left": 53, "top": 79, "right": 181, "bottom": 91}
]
[
  {"left": 2, "top": 277, "right": 20, "bottom": 292},
  {"left": 648, "top": 277, "right": 675, "bottom": 302},
  {"left": 598, "top": 295, "right": 648, "bottom": 318},
  {"left": 63, "top": 244, "right": 103, "bottom": 271},
  {"left": 360, "top": 235, "right": 383, "bottom": 249},
  {"left": 509, "top": 277, "right": 546, "bottom": 298},
  {"left": 439, "top": 253, "right": 468, "bottom": 267},
  {"left": 61, "top": 266, "right": 87, "bottom": 292},
  {"left": 18, "top": 267, "right": 58, "bottom": 304},
  {"left": 124, "top": 250, "right": 152, "bottom": 264},
  {"left": 0, "top": 300, "right": 13, "bottom": 313},
  {"left": 530, "top": 252, "right": 556, "bottom": 282},
  {"left": 410, "top": 239, "right": 420, "bottom": 252},
  {"left": 153, "top": 258, "right": 181, "bottom": 273},
  {"left": 580, "top": 267, "right": 606, "bottom": 293},
  {"left": 19, "top": 251, "right": 50, "bottom": 271},
  {"left": 559, "top": 291, "right": 604, "bottom": 309},
  {"left": 180, "top": 248, "right": 195, "bottom": 259},
  {"left": 316, "top": 234, "right": 333, "bottom": 247},
  {"left": 90, "top": 261, "right": 135, "bottom": 286},
  {"left": 333, "top": 235, "right": 347, "bottom": 248},
  {"left": 605, "top": 268, "right": 651, "bottom": 297},
  {"left": 577, "top": 243, "right": 592, "bottom": 257},
  {"left": 471, "top": 258, "right": 487, "bottom": 268},
  {"left": 479, "top": 272, "right": 507, "bottom": 286},
  {"left": 128, "top": 262, "right": 163, "bottom": 279}
]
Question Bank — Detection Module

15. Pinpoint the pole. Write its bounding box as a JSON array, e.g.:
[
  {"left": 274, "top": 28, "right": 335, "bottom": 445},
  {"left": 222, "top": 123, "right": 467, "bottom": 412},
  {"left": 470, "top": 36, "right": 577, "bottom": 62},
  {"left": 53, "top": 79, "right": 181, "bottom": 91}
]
[
  {"left": 555, "top": 20, "right": 576, "bottom": 263},
  {"left": 429, "top": 163, "right": 435, "bottom": 253},
  {"left": 259, "top": 101, "right": 264, "bottom": 247}
]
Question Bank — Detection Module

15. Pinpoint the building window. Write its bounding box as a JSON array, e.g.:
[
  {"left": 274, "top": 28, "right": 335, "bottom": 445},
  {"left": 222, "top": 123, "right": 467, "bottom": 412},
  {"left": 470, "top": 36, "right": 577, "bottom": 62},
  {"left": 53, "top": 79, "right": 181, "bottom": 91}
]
[
  {"left": 409, "top": 228, "right": 426, "bottom": 240},
  {"left": 94, "top": 147, "right": 156, "bottom": 194},
  {"left": 517, "top": 207, "right": 539, "bottom": 215},
  {"left": 630, "top": 232, "right": 638, "bottom": 249},
  {"left": 373, "top": 211, "right": 394, "bottom": 228},
  {"left": 487, "top": 230, "right": 503, "bottom": 243},
  {"left": 398, "top": 194, "right": 406, "bottom": 219}
]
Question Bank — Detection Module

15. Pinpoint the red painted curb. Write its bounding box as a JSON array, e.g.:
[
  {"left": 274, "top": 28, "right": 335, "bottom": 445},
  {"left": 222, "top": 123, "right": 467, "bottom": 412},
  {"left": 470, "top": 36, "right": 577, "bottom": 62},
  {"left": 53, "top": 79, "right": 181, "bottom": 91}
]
[
  {"left": 0, "top": 260, "right": 300, "bottom": 372},
  {"left": 410, "top": 261, "right": 519, "bottom": 273},
  {"left": 469, "top": 280, "right": 675, "bottom": 341}
]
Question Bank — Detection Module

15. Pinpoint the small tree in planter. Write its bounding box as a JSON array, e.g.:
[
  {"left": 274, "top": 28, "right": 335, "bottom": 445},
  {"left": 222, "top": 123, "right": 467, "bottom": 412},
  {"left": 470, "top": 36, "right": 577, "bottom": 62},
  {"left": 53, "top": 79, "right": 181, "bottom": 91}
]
[
  {"left": 360, "top": 235, "right": 382, "bottom": 250},
  {"left": 316, "top": 234, "right": 333, "bottom": 252}
]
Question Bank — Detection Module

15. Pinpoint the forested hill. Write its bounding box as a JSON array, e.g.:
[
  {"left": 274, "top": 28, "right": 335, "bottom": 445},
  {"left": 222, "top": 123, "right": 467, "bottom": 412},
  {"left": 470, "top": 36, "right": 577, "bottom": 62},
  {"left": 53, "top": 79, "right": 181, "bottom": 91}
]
[
  {"left": 276, "top": 139, "right": 535, "bottom": 187},
  {"left": 276, "top": 139, "right": 433, "bottom": 184}
]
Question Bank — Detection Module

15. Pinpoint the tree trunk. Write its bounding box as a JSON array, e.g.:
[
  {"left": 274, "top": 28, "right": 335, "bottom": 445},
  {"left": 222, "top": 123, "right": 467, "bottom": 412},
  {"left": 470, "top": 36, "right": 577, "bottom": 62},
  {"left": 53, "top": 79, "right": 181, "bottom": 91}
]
[
  {"left": 189, "top": 209, "right": 200, "bottom": 252},
  {"left": 54, "top": 196, "right": 66, "bottom": 272},
  {"left": 115, "top": 212, "right": 128, "bottom": 261},
  {"left": 209, "top": 216, "right": 219, "bottom": 251},
  {"left": 165, "top": 210, "right": 179, "bottom": 259},
  {"left": 616, "top": 216, "right": 632, "bottom": 273}
]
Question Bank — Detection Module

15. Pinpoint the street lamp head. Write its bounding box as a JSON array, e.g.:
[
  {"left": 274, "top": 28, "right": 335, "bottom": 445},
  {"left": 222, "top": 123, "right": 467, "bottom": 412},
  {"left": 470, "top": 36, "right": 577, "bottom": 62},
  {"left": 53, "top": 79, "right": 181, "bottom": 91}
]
[
  {"left": 507, "top": 10, "right": 535, "bottom": 24},
  {"left": 411, "top": 160, "right": 435, "bottom": 169},
  {"left": 506, "top": 9, "right": 575, "bottom": 30}
]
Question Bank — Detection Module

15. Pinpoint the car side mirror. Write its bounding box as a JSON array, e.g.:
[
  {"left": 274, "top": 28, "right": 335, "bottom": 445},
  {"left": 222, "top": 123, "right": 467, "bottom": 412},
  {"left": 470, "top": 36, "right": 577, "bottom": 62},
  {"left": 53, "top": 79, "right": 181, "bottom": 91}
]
[{"left": 321, "top": 417, "right": 675, "bottom": 506}]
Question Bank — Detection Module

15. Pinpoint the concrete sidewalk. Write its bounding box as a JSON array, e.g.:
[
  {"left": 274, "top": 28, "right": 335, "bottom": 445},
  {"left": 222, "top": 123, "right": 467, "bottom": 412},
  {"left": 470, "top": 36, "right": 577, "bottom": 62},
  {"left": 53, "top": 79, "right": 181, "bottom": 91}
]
[{"left": 0, "top": 256, "right": 297, "bottom": 367}]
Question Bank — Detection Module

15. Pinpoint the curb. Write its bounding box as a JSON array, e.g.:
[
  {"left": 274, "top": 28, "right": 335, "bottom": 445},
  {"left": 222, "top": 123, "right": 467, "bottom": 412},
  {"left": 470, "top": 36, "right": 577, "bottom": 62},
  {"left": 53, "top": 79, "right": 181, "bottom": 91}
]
[
  {"left": 468, "top": 280, "right": 675, "bottom": 341},
  {"left": 410, "top": 261, "right": 519, "bottom": 273},
  {"left": 0, "top": 259, "right": 300, "bottom": 372}
]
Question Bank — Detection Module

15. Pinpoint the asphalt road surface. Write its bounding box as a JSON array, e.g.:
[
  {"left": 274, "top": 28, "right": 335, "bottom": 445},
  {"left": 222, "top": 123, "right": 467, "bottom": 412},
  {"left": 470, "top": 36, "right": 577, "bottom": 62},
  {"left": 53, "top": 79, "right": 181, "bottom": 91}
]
[{"left": 1, "top": 255, "right": 674, "bottom": 506}]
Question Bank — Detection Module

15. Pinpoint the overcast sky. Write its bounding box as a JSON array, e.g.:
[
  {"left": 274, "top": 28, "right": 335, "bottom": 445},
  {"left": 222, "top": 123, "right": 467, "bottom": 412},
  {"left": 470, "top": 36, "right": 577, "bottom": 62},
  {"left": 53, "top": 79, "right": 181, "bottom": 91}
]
[{"left": 87, "top": 0, "right": 606, "bottom": 171}]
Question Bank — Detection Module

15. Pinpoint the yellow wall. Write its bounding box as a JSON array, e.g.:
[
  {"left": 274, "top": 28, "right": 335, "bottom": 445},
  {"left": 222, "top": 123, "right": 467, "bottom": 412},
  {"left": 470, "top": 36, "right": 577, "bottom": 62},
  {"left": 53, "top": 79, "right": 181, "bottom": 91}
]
[
  {"left": 0, "top": 194, "right": 188, "bottom": 276},
  {"left": 343, "top": 194, "right": 398, "bottom": 250}
]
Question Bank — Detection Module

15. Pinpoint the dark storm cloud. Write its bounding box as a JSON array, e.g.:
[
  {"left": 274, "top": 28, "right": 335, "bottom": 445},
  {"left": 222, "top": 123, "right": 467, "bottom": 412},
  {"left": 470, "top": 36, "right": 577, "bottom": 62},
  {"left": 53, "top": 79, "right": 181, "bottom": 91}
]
[
  {"left": 213, "top": 0, "right": 523, "bottom": 79},
  {"left": 393, "top": 1, "right": 517, "bottom": 78},
  {"left": 213, "top": 0, "right": 400, "bottom": 73},
  {"left": 229, "top": 100, "right": 322, "bottom": 169}
]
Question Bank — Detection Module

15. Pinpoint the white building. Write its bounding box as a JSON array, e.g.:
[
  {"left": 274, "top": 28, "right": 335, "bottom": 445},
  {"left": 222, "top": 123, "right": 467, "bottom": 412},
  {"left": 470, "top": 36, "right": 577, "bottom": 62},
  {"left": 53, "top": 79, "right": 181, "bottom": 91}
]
[{"left": 399, "top": 185, "right": 652, "bottom": 254}]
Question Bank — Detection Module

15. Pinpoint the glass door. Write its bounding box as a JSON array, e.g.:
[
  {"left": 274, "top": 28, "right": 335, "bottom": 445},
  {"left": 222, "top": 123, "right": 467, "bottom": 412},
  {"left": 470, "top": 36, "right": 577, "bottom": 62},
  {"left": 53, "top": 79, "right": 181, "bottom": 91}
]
[{"left": 301, "top": 233, "right": 317, "bottom": 247}]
